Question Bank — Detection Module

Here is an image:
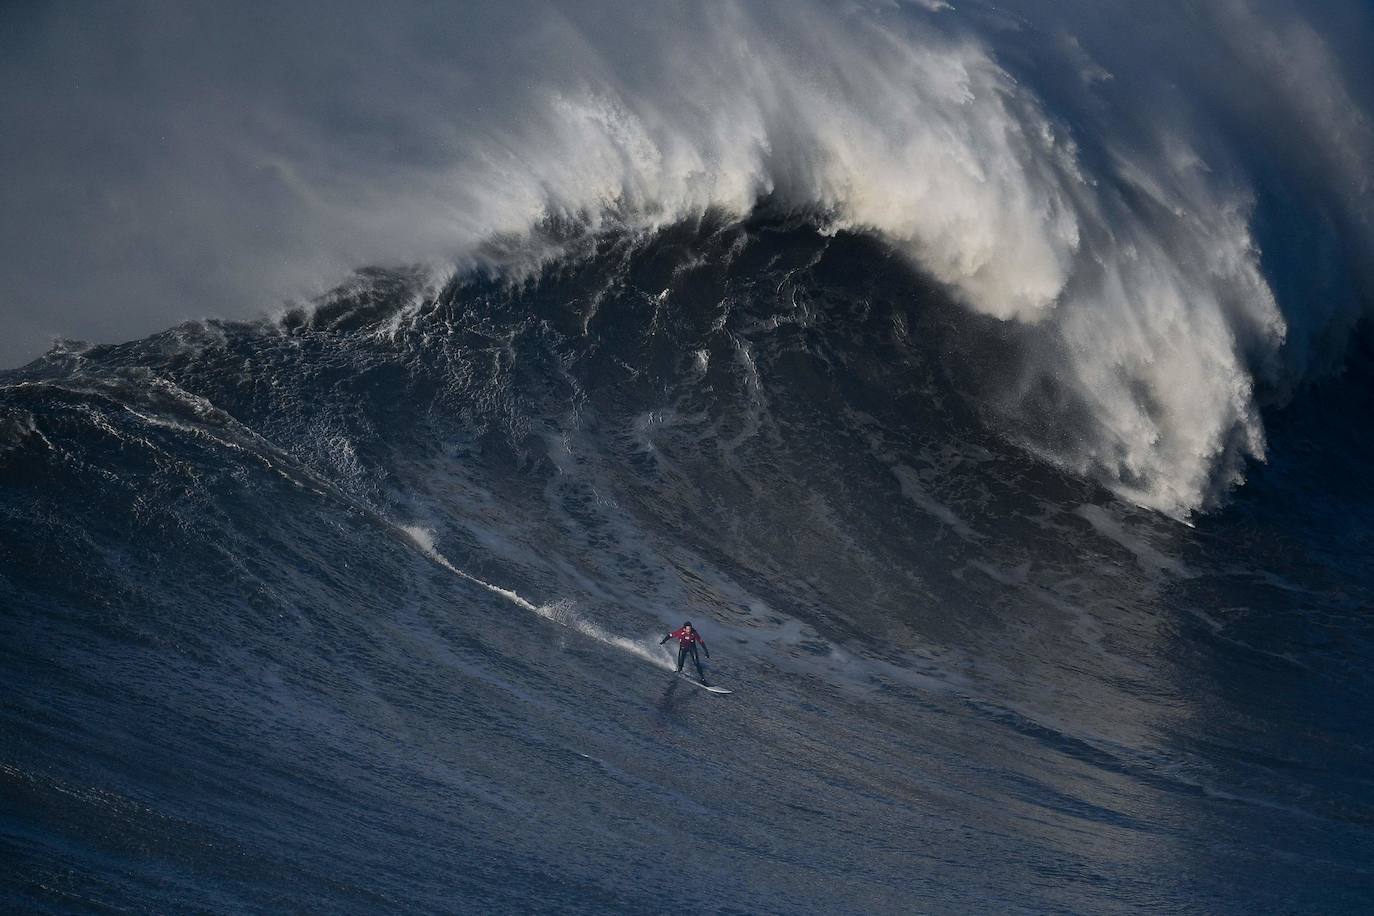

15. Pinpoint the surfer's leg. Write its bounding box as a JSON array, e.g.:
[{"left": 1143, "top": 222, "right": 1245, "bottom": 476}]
[
  {"left": 676, "top": 645, "right": 687, "bottom": 672},
  {"left": 690, "top": 645, "right": 705, "bottom": 679}
]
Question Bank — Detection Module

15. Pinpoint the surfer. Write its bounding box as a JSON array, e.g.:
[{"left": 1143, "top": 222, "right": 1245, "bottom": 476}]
[{"left": 659, "top": 621, "right": 710, "bottom": 681}]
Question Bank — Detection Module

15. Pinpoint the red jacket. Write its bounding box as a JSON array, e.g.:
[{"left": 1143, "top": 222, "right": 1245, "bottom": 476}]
[{"left": 666, "top": 627, "right": 707, "bottom": 650}]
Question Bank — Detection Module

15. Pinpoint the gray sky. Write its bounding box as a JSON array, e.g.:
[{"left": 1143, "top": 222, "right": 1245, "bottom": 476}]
[{"left": 1, "top": 0, "right": 595, "bottom": 365}]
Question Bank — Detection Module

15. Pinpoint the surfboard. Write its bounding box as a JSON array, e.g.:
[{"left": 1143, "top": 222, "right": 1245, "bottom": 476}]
[
  {"left": 661, "top": 646, "right": 731, "bottom": 693},
  {"left": 679, "top": 673, "right": 732, "bottom": 694}
]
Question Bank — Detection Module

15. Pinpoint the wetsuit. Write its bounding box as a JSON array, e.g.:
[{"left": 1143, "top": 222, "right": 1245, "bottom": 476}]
[{"left": 659, "top": 626, "right": 709, "bottom": 679}]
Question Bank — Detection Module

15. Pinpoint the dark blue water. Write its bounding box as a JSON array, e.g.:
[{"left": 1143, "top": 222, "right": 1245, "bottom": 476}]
[{"left": 3, "top": 224, "right": 1372, "bottom": 913}]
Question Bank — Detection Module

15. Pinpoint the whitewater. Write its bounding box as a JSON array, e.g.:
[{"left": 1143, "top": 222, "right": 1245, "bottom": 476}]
[{"left": 3, "top": 1, "right": 1374, "bottom": 912}]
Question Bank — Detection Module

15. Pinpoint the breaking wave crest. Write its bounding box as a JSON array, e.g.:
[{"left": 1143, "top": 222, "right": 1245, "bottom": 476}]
[{"left": 15, "top": 1, "right": 1372, "bottom": 513}]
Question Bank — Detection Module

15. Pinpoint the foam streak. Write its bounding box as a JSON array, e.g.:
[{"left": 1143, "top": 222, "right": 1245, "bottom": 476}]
[{"left": 401, "top": 525, "right": 673, "bottom": 670}]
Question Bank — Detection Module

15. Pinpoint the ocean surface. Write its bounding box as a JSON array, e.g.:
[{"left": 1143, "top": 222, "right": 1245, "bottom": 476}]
[{"left": 3, "top": 218, "right": 1372, "bottom": 913}]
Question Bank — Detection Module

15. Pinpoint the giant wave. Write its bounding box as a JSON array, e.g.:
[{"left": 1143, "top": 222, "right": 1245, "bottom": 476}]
[{"left": 3, "top": 2, "right": 1374, "bottom": 912}]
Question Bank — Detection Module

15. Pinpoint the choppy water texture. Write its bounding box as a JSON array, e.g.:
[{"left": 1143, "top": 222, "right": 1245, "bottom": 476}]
[{"left": 2, "top": 221, "right": 1372, "bottom": 913}]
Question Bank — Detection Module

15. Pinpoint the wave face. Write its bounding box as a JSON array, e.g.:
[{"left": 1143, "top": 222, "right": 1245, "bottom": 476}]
[{"left": 4, "top": 221, "right": 1374, "bottom": 912}]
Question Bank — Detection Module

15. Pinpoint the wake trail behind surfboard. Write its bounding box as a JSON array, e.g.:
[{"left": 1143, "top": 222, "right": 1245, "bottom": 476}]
[
  {"left": 402, "top": 525, "right": 675, "bottom": 671},
  {"left": 404, "top": 526, "right": 728, "bottom": 691}
]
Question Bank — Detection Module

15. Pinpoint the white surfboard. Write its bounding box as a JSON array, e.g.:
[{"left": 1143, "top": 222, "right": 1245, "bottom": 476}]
[
  {"left": 679, "top": 674, "right": 732, "bottom": 694},
  {"left": 662, "top": 646, "right": 732, "bottom": 693}
]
